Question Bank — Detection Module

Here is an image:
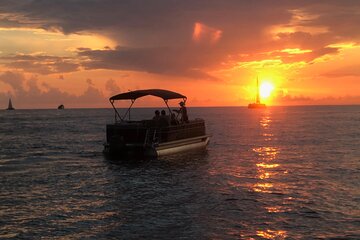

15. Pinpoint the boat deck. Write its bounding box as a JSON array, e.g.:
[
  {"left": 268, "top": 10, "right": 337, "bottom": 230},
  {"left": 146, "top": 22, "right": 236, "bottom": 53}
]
[{"left": 105, "top": 119, "right": 208, "bottom": 156}]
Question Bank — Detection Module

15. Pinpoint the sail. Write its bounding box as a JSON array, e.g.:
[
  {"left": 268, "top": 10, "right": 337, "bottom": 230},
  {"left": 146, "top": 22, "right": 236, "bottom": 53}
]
[
  {"left": 256, "top": 77, "right": 260, "bottom": 104},
  {"left": 6, "top": 98, "right": 15, "bottom": 110}
]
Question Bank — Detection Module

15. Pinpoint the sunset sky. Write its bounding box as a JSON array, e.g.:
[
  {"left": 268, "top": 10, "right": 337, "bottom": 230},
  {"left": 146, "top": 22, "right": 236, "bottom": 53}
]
[{"left": 0, "top": 0, "right": 359, "bottom": 108}]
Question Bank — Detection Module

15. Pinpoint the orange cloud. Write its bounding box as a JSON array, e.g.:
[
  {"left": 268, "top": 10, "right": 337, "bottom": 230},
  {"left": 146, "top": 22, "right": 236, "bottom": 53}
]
[{"left": 192, "top": 22, "right": 222, "bottom": 44}]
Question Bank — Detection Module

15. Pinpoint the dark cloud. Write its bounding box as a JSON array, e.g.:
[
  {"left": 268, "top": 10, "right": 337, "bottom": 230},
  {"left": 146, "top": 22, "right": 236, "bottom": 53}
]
[
  {"left": 0, "top": 54, "right": 80, "bottom": 74},
  {"left": 275, "top": 31, "right": 335, "bottom": 51},
  {"left": 0, "top": 0, "right": 359, "bottom": 78},
  {"left": 302, "top": 1, "right": 360, "bottom": 39},
  {"left": 78, "top": 46, "right": 220, "bottom": 79}
]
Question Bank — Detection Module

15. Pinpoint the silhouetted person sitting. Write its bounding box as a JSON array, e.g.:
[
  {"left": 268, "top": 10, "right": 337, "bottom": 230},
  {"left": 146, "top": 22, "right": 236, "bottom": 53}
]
[
  {"left": 159, "top": 110, "right": 170, "bottom": 127},
  {"left": 153, "top": 110, "right": 160, "bottom": 121},
  {"left": 174, "top": 101, "right": 189, "bottom": 123}
]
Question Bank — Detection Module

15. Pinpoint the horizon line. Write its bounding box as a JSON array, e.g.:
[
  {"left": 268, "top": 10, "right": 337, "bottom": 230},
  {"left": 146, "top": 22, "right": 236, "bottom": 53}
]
[{"left": 2, "top": 103, "right": 359, "bottom": 110}]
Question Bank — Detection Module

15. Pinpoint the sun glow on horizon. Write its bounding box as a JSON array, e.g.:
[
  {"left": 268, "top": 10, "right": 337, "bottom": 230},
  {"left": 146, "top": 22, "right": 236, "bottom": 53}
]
[{"left": 260, "top": 82, "right": 275, "bottom": 99}]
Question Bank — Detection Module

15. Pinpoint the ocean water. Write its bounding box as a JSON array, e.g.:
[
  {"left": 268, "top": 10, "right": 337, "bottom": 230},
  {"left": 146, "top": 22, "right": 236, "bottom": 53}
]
[{"left": 0, "top": 106, "right": 359, "bottom": 239}]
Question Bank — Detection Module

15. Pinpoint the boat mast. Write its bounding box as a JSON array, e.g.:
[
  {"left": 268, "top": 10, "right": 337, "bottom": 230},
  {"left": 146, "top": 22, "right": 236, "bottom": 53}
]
[{"left": 256, "top": 77, "right": 260, "bottom": 104}]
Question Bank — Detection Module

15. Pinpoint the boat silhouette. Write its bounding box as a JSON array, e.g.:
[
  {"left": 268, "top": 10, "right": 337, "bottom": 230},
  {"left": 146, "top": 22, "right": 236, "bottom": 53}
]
[
  {"left": 248, "top": 77, "right": 266, "bottom": 109},
  {"left": 57, "top": 104, "right": 64, "bottom": 109},
  {"left": 6, "top": 98, "right": 15, "bottom": 110}
]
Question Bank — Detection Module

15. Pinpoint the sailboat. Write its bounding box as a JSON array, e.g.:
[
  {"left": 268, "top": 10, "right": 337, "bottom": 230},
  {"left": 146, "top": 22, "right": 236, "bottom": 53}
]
[
  {"left": 6, "top": 98, "right": 15, "bottom": 110},
  {"left": 248, "top": 77, "right": 266, "bottom": 109}
]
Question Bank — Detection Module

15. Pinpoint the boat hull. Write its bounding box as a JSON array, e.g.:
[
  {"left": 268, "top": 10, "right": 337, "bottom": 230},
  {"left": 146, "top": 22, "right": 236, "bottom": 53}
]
[
  {"left": 104, "top": 119, "right": 210, "bottom": 158},
  {"left": 149, "top": 135, "right": 210, "bottom": 157},
  {"left": 248, "top": 103, "right": 266, "bottom": 109},
  {"left": 104, "top": 135, "right": 210, "bottom": 157}
]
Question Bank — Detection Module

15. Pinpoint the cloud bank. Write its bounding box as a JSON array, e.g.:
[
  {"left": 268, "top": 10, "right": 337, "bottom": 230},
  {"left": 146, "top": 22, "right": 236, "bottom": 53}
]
[
  {"left": 0, "top": 0, "right": 359, "bottom": 78},
  {"left": 0, "top": 71, "right": 105, "bottom": 108}
]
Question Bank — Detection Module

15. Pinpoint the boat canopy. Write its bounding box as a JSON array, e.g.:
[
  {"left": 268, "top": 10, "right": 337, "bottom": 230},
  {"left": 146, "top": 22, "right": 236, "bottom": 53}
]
[
  {"left": 110, "top": 89, "right": 186, "bottom": 101},
  {"left": 109, "top": 89, "right": 187, "bottom": 122}
]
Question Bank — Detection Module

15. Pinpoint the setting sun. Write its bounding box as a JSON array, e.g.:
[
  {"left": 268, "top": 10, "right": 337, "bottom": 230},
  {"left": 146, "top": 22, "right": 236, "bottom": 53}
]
[{"left": 260, "top": 82, "right": 274, "bottom": 99}]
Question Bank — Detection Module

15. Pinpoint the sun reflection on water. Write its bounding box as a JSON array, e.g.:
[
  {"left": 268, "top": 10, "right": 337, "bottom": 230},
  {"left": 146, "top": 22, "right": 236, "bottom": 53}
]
[
  {"left": 253, "top": 147, "right": 279, "bottom": 160},
  {"left": 256, "top": 229, "right": 287, "bottom": 239},
  {"left": 252, "top": 113, "right": 282, "bottom": 195},
  {"left": 251, "top": 112, "right": 288, "bottom": 238},
  {"left": 265, "top": 205, "right": 292, "bottom": 213},
  {"left": 252, "top": 145, "right": 280, "bottom": 194},
  {"left": 253, "top": 183, "right": 274, "bottom": 193},
  {"left": 260, "top": 116, "right": 272, "bottom": 128},
  {"left": 265, "top": 206, "right": 282, "bottom": 213},
  {"left": 259, "top": 171, "right": 271, "bottom": 179},
  {"left": 256, "top": 163, "right": 280, "bottom": 168}
]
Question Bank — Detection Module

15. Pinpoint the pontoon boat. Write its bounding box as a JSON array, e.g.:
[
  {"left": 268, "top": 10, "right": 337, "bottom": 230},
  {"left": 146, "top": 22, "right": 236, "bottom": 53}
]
[{"left": 104, "top": 89, "right": 210, "bottom": 157}]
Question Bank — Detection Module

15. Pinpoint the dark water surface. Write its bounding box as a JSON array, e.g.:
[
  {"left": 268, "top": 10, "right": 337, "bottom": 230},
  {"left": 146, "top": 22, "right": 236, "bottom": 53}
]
[{"left": 0, "top": 106, "right": 359, "bottom": 239}]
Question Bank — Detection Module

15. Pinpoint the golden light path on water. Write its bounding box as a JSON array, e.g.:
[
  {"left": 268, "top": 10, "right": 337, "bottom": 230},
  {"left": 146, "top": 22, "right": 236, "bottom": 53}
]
[{"left": 252, "top": 111, "right": 288, "bottom": 239}]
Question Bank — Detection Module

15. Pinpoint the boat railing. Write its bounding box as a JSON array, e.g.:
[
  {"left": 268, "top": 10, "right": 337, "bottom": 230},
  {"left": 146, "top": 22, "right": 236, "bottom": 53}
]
[
  {"left": 144, "top": 128, "right": 158, "bottom": 146},
  {"left": 144, "top": 120, "right": 205, "bottom": 146}
]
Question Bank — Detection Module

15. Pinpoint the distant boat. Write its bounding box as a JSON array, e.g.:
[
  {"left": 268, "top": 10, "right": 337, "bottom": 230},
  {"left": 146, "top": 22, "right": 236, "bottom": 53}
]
[
  {"left": 248, "top": 77, "right": 266, "bottom": 109},
  {"left": 57, "top": 104, "right": 65, "bottom": 109},
  {"left": 6, "top": 98, "right": 15, "bottom": 110}
]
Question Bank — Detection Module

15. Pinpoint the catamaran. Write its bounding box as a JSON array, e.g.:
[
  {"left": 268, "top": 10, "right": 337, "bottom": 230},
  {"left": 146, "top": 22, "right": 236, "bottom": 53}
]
[
  {"left": 248, "top": 77, "right": 266, "bottom": 109},
  {"left": 104, "top": 89, "right": 211, "bottom": 157},
  {"left": 6, "top": 98, "right": 15, "bottom": 110}
]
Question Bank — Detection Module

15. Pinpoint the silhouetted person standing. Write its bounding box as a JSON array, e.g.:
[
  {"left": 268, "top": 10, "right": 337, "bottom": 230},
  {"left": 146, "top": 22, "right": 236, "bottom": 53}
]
[{"left": 174, "top": 101, "right": 188, "bottom": 123}]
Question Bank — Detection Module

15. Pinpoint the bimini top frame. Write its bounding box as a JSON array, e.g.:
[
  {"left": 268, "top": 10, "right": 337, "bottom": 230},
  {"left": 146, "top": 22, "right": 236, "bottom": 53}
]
[{"left": 109, "top": 89, "right": 187, "bottom": 122}]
